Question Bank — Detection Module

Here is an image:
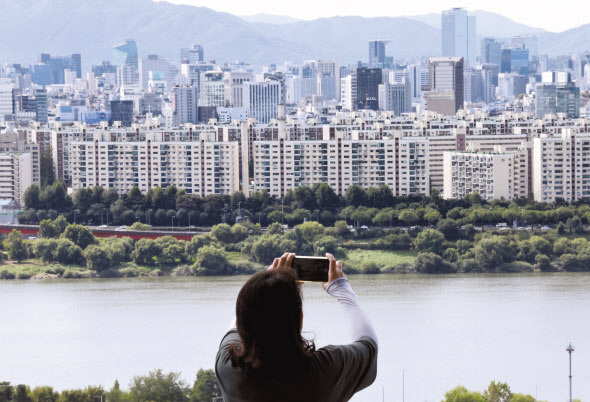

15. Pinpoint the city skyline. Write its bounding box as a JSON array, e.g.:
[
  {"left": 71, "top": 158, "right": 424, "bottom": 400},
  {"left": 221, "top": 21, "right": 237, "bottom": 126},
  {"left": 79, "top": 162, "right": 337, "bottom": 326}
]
[{"left": 163, "top": 0, "right": 589, "bottom": 32}]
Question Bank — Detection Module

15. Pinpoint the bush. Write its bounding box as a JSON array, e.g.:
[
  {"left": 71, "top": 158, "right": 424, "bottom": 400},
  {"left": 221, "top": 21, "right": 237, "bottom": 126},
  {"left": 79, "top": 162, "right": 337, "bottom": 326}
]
[
  {"left": 497, "top": 261, "right": 534, "bottom": 273},
  {"left": 211, "top": 224, "right": 234, "bottom": 244},
  {"left": 456, "top": 258, "right": 485, "bottom": 273},
  {"left": 172, "top": 265, "right": 194, "bottom": 277},
  {"left": 535, "top": 254, "right": 555, "bottom": 272},
  {"left": 63, "top": 270, "right": 81, "bottom": 279},
  {"left": 119, "top": 267, "right": 140, "bottom": 277},
  {"left": 62, "top": 224, "right": 97, "bottom": 249},
  {"left": 149, "top": 269, "right": 162, "bottom": 277},
  {"left": 193, "top": 245, "right": 234, "bottom": 276},
  {"left": 266, "top": 222, "right": 284, "bottom": 235},
  {"left": 132, "top": 239, "right": 162, "bottom": 265},
  {"left": 382, "top": 262, "right": 415, "bottom": 274},
  {"left": 414, "top": 229, "right": 446, "bottom": 254},
  {"left": 16, "top": 272, "right": 31, "bottom": 279},
  {"left": 84, "top": 246, "right": 112, "bottom": 272},
  {"left": 360, "top": 260, "right": 380, "bottom": 274},
  {"left": 0, "top": 270, "right": 15, "bottom": 279},
  {"left": 414, "top": 252, "right": 456, "bottom": 274},
  {"left": 128, "top": 222, "right": 151, "bottom": 231}
]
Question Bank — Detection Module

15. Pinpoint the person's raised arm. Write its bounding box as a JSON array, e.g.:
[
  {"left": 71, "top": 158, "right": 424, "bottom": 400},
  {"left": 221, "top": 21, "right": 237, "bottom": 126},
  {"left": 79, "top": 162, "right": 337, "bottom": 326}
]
[{"left": 323, "top": 253, "right": 378, "bottom": 346}]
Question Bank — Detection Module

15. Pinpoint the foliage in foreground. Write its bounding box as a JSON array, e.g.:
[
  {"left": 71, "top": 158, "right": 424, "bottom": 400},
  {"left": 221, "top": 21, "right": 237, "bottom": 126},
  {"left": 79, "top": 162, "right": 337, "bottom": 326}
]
[
  {"left": 0, "top": 369, "right": 220, "bottom": 402},
  {"left": 444, "top": 381, "right": 549, "bottom": 402}
]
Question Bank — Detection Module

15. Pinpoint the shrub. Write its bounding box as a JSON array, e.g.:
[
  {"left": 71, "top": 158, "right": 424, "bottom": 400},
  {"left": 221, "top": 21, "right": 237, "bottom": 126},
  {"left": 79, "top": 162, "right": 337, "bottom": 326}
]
[
  {"left": 119, "top": 267, "right": 140, "bottom": 277},
  {"left": 132, "top": 239, "right": 162, "bottom": 265},
  {"left": 172, "top": 265, "right": 194, "bottom": 277},
  {"left": 414, "top": 229, "right": 446, "bottom": 255},
  {"left": 360, "top": 260, "right": 380, "bottom": 274},
  {"left": 149, "top": 269, "right": 162, "bottom": 277},
  {"left": 266, "top": 222, "right": 284, "bottom": 235},
  {"left": 497, "top": 261, "right": 534, "bottom": 273},
  {"left": 63, "top": 270, "right": 81, "bottom": 279},
  {"left": 62, "top": 224, "right": 97, "bottom": 249},
  {"left": 414, "top": 252, "right": 456, "bottom": 274},
  {"left": 128, "top": 222, "right": 151, "bottom": 231},
  {"left": 84, "top": 246, "right": 112, "bottom": 272},
  {"left": 193, "top": 245, "right": 234, "bottom": 276},
  {"left": 211, "top": 224, "right": 234, "bottom": 244},
  {"left": 456, "top": 258, "right": 485, "bottom": 273},
  {"left": 0, "top": 270, "right": 15, "bottom": 279},
  {"left": 16, "top": 272, "right": 31, "bottom": 279}
]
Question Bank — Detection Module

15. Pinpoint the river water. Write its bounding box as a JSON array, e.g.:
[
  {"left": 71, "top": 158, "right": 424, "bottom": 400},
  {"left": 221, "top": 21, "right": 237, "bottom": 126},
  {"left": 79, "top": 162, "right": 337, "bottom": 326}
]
[{"left": 1, "top": 273, "right": 588, "bottom": 401}]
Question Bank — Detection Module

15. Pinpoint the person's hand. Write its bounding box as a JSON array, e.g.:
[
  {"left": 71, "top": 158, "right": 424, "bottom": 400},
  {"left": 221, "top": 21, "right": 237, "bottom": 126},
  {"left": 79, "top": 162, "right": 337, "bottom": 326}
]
[
  {"left": 323, "top": 253, "right": 346, "bottom": 290},
  {"left": 268, "top": 252, "right": 296, "bottom": 271}
]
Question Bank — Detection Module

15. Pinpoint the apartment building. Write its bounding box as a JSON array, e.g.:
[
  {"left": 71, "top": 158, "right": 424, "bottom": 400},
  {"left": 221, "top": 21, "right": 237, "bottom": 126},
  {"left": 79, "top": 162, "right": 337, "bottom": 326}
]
[
  {"left": 0, "top": 152, "right": 34, "bottom": 205},
  {"left": 69, "top": 132, "right": 240, "bottom": 196},
  {"left": 251, "top": 138, "right": 425, "bottom": 198},
  {"left": 443, "top": 145, "right": 529, "bottom": 201},
  {"left": 532, "top": 130, "right": 590, "bottom": 202}
]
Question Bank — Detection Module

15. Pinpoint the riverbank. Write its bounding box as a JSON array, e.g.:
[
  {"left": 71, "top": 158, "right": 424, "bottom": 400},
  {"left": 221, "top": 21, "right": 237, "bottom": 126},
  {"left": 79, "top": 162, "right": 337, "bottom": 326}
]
[{"left": 0, "top": 249, "right": 419, "bottom": 280}]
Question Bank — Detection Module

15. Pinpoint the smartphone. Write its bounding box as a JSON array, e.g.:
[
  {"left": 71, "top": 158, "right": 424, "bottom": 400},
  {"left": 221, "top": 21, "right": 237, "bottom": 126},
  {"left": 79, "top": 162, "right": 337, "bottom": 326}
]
[{"left": 292, "top": 256, "right": 330, "bottom": 282}]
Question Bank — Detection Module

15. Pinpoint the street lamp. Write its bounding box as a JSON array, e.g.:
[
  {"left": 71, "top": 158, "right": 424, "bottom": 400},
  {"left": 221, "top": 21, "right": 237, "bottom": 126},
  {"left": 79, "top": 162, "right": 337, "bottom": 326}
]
[
  {"left": 171, "top": 215, "right": 176, "bottom": 231},
  {"left": 402, "top": 369, "right": 406, "bottom": 402},
  {"left": 567, "top": 343, "right": 574, "bottom": 402},
  {"left": 281, "top": 198, "right": 284, "bottom": 226}
]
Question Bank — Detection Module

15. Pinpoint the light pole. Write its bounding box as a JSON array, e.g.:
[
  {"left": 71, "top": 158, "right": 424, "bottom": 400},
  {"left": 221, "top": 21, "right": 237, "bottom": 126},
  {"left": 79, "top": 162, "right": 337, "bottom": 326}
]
[
  {"left": 567, "top": 343, "right": 574, "bottom": 402},
  {"left": 402, "top": 369, "right": 406, "bottom": 402},
  {"left": 238, "top": 201, "right": 242, "bottom": 222},
  {"left": 171, "top": 215, "right": 176, "bottom": 231}
]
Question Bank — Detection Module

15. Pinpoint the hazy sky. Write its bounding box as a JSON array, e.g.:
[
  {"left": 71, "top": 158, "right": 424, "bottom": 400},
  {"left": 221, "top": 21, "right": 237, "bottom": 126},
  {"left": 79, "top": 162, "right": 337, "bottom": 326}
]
[{"left": 163, "top": 0, "right": 588, "bottom": 32}]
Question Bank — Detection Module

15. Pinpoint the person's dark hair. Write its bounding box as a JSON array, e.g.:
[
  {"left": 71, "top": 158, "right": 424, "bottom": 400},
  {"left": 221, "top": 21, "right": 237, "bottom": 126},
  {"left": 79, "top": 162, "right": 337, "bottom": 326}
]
[{"left": 228, "top": 269, "right": 315, "bottom": 370}]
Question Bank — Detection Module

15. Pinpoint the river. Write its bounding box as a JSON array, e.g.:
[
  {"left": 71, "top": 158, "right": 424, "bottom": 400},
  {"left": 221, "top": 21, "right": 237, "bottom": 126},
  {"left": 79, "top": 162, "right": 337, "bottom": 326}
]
[{"left": 0, "top": 273, "right": 588, "bottom": 401}]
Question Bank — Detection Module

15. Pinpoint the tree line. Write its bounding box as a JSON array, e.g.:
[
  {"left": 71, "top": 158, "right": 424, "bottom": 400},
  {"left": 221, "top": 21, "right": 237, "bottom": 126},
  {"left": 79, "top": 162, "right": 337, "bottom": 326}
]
[
  {"left": 18, "top": 182, "right": 590, "bottom": 229},
  {"left": 0, "top": 368, "right": 220, "bottom": 402},
  {"left": 3, "top": 211, "right": 590, "bottom": 279}
]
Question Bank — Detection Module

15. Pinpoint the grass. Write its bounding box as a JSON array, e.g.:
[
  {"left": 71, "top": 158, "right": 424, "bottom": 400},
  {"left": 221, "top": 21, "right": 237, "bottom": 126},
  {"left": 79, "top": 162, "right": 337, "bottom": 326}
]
[{"left": 342, "top": 249, "right": 418, "bottom": 269}]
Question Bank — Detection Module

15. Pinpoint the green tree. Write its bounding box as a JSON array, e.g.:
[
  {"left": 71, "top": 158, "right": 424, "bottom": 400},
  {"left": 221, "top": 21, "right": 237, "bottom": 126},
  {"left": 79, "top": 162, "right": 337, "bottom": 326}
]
[
  {"left": 436, "top": 219, "right": 461, "bottom": 240},
  {"left": 29, "top": 386, "right": 59, "bottom": 402},
  {"left": 34, "top": 239, "right": 58, "bottom": 263},
  {"left": 129, "top": 370, "right": 189, "bottom": 402},
  {"left": 193, "top": 245, "right": 233, "bottom": 276},
  {"left": 266, "top": 222, "right": 284, "bottom": 235},
  {"left": 414, "top": 229, "right": 446, "bottom": 254},
  {"left": 315, "top": 183, "right": 340, "bottom": 211},
  {"left": 231, "top": 224, "right": 249, "bottom": 243},
  {"left": 159, "top": 244, "right": 186, "bottom": 265},
  {"left": 106, "top": 380, "right": 127, "bottom": 402},
  {"left": 443, "top": 385, "right": 485, "bottom": 402},
  {"left": 296, "top": 221, "right": 325, "bottom": 241},
  {"left": 62, "top": 224, "right": 97, "bottom": 249},
  {"left": 185, "top": 235, "right": 211, "bottom": 259},
  {"left": 84, "top": 246, "right": 111, "bottom": 272},
  {"left": 0, "top": 382, "right": 14, "bottom": 402},
  {"left": 398, "top": 210, "right": 419, "bottom": 225},
  {"left": 39, "top": 147, "right": 55, "bottom": 187},
  {"left": 23, "top": 184, "right": 41, "bottom": 210},
  {"left": 132, "top": 239, "right": 162, "bottom": 265},
  {"left": 190, "top": 369, "right": 221, "bottom": 402},
  {"left": 424, "top": 210, "right": 442, "bottom": 226},
  {"left": 474, "top": 236, "right": 514, "bottom": 270},
  {"left": 13, "top": 384, "right": 32, "bottom": 402},
  {"left": 211, "top": 224, "right": 234, "bottom": 244},
  {"left": 38, "top": 219, "right": 58, "bottom": 239},
  {"left": 484, "top": 381, "right": 512, "bottom": 402},
  {"left": 345, "top": 184, "right": 367, "bottom": 206},
  {"left": 4, "top": 230, "right": 28, "bottom": 261}
]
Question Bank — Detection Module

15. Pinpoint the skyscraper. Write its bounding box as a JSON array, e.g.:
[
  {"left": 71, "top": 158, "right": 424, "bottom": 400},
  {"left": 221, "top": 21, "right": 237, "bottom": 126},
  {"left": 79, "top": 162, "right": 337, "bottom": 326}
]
[
  {"left": 428, "top": 57, "right": 464, "bottom": 113},
  {"left": 243, "top": 81, "right": 281, "bottom": 123},
  {"left": 36, "top": 53, "right": 82, "bottom": 84},
  {"left": 180, "top": 45, "right": 204, "bottom": 64},
  {"left": 355, "top": 67, "right": 382, "bottom": 110},
  {"left": 378, "top": 78, "right": 411, "bottom": 115},
  {"left": 369, "top": 40, "right": 390, "bottom": 67},
  {"left": 442, "top": 8, "right": 476, "bottom": 63},
  {"left": 139, "top": 55, "right": 170, "bottom": 90},
  {"left": 481, "top": 37, "right": 502, "bottom": 66},
  {"left": 172, "top": 86, "right": 198, "bottom": 125},
  {"left": 113, "top": 40, "right": 138, "bottom": 68},
  {"left": 536, "top": 72, "right": 580, "bottom": 118},
  {"left": 109, "top": 100, "right": 134, "bottom": 127}
]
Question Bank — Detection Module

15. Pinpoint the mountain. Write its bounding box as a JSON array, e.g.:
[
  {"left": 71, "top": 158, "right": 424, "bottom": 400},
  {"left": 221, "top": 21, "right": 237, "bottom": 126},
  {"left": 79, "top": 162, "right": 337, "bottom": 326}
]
[
  {"left": 408, "top": 10, "right": 547, "bottom": 37},
  {"left": 538, "top": 24, "right": 590, "bottom": 55},
  {"left": 240, "top": 13, "right": 301, "bottom": 24},
  {"left": 0, "top": 0, "right": 586, "bottom": 70}
]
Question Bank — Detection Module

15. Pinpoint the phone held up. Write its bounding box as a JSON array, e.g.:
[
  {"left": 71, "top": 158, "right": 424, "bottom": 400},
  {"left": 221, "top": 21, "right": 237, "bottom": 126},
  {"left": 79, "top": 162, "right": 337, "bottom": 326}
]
[{"left": 292, "top": 256, "right": 330, "bottom": 282}]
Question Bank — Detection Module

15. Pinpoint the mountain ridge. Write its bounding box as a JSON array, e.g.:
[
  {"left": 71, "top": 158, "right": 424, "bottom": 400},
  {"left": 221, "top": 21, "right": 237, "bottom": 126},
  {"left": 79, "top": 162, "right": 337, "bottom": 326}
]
[{"left": 0, "top": 0, "right": 586, "bottom": 69}]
